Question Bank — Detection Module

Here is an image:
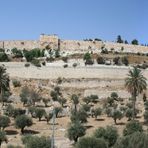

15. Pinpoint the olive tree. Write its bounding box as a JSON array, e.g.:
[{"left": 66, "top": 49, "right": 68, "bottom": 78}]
[
  {"left": 76, "top": 137, "right": 107, "bottom": 148},
  {"left": 15, "top": 115, "right": 33, "bottom": 134},
  {"left": 67, "top": 121, "right": 86, "bottom": 143},
  {"left": 0, "top": 116, "right": 10, "bottom": 130}
]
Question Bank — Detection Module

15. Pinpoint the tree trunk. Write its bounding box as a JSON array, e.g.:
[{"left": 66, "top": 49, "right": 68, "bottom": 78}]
[
  {"left": 114, "top": 118, "right": 117, "bottom": 125},
  {"left": 74, "top": 136, "right": 78, "bottom": 143},
  {"left": 21, "top": 127, "right": 24, "bottom": 134},
  {"left": 132, "top": 91, "right": 137, "bottom": 120}
]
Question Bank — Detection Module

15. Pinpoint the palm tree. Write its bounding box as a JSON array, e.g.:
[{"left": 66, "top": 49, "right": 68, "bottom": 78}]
[
  {"left": 0, "top": 65, "right": 10, "bottom": 106},
  {"left": 125, "top": 67, "right": 147, "bottom": 120}
]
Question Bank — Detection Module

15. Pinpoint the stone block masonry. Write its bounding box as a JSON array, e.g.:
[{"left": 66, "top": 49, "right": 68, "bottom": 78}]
[{"left": 0, "top": 34, "right": 148, "bottom": 54}]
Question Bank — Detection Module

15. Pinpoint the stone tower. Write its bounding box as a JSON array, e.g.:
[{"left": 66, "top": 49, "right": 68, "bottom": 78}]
[{"left": 39, "top": 34, "right": 59, "bottom": 50}]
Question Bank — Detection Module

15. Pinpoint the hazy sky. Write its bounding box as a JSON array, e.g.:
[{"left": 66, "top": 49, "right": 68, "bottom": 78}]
[{"left": 0, "top": 0, "right": 147, "bottom": 44}]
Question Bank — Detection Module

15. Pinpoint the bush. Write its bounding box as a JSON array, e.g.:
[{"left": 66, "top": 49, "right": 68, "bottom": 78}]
[
  {"left": 85, "top": 59, "right": 94, "bottom": 65},
  {"left": 89, "top": 95, "right": 99, "bottom": 103},
  {"left": 42, "top": 61, "right": 46, "bottom": 66},
  {"left": 73, "top": 63, "right": 77, "bottom": 68},
  {"left": 81, "top": 104, "right": 91, "bottom": 112},
  {"left": 122, "top": 56, "right": 129, "bottom": 66},
  {"left": 4, "top": 104, "right": 14, "bottom": 117},
  {"left": 12, "top": 79, "right": 21, "bottom": 87},
  {"left": 22, "top": 135, "right": 51, "bottom": 148},
  {"left": 83, "top": 52, "right": 91, "bottom": 61},
  {"left": 11, "top": 48, "right": 23, "bottom": 58},
  {"left": 62, "top": 56, "right": 68, "bottom": 63},
  {"left": 114, "top": 132, "right": 148, "bottom": 148},
  {"left": 123, "top": 121, "right": 143, "bottom": 136},
  {"left": 107, "top": 97, "right": 114, "bottom": 106},
  {"left": 24, "top": 49, "right": 43, "bottom": 62},
  {"left": 63, "top": 64, "right": 68, "bottom": 68},
  {"left": 0, "top": 116, "right": 10, "bottom": 130},
  {"left": 0, "top": 130, "right": 7, "bottom": 146},
  {"left": 76, "top": 137, "right": 107, "bottom": 148},
  {"left": 101, "top": 48, "right": 108, "bottom": 54},
  {"left": 0, "top": 53, "right": 9, "bottom": 62},
  {"left": 113, "top": 57, "right": 120, "bottom": 65},
  {"left": 46, "top": 57, "right": 54, "bottom": 62},
  {"left": 15, "top": 115, "right": 33, "bottom": 134},
  {"left": 97, "top": 56, "right": 105, "bottom": 64},
  {"left": 94, "top": 126, "right": 118, "bottom": 147},
  {"left": 31, "top": 59, "right": 41, "bottom": 67},
  {"left": 24, "top": 63, "right": 30, "bottom": 67},
  {"left": 67, "top": 121, "right": 86, "bottom": 143}
]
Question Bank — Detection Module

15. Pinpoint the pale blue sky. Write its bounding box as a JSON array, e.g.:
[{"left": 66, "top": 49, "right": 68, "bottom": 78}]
[{"left": 0, "top": 0, "right": 147, "bottom": 44}]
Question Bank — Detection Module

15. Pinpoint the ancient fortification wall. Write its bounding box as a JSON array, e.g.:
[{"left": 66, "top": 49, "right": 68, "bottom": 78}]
[
  {"left": 60, "top": 40, "right": 103, "bottom": 52},
  {"left": 0, "top": 40, "right": 40, "bottom": 50},
  {"left": 0, "top": 34, "right": 148, "bottom": 53},
  {"left": 104, "top": 42, "right": 148, "bottom": 53}
]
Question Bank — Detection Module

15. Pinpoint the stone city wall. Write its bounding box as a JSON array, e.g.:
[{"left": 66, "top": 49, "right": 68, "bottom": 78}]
[
  {"left": 0, "top": 40, "right": 40, "bottom": 50},
  {"left": 0, "top": 34, "right": 148, "bottom": 54},
  {"left": 104, "top": 42, "right": 148, "bottom": 53},
  {"left": 60, "top": 40, "right": 103, "bottom": 52}
]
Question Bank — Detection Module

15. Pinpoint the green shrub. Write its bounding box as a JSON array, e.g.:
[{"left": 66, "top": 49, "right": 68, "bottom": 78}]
[
  {"left": 122, "top": 56, "right": 129, "bottom": 66},
  {"left": 0, "top": 130, "right": 7, "bottom": 147},
  {"left": 73, "top": 63, "right": 77, "bottom": 68},
  {"left": 114, "top": 132, "right": 148, "bottom": 148},
  {"left": 123, "top": 120, "right": 143, "bottom": 136},
  {"left": 24, "top": 63, "right": 30, "bottom": 67},
  {"left": 97, "top": 56, "right": 105, "bottom": 64},
  {"left": 12, "top": 79, "right": 21, "bottom": 87},
  {"left": 0, "top": 53, "right": 9, "bottom": 62},
  {"left": 22, "top": 135, "right": 51, "bottom": 148},
  {"left": 101, "top": 48, "right": 108, "bottom": 54},
  {"left": 0, "top": 116, "right": 10, "bottom": 130},
  {"left": 62, "top": 56, "right": 68, "bottom": 63},
  {"left": 11, "top": 48, "right": 23, "bottom": 58},
  {"left": 63, "top": 64, "right": 68, "bottom": 68},
  {"left": 31, "top": 59, "right": 41, "bottom": 67},
  {"left": 94, "top": 126, "right": 118, "bottom": 147},
  {"left": 46, "top": 57, "right": 54, "bottom": 62},
  {"left": 76, "top": 137, "right": 107, "bottom": 148}
]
